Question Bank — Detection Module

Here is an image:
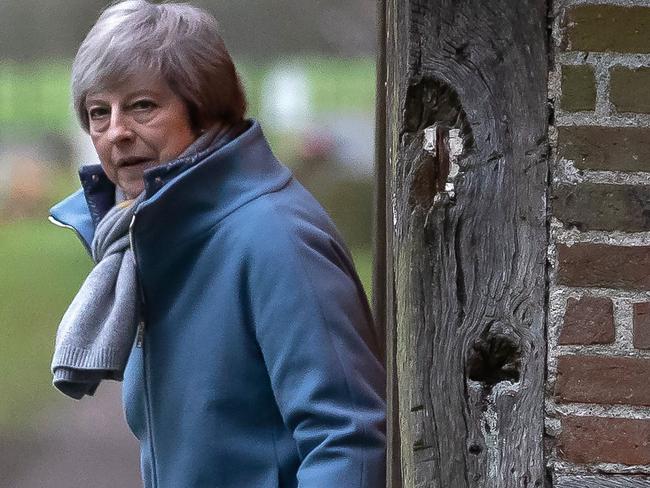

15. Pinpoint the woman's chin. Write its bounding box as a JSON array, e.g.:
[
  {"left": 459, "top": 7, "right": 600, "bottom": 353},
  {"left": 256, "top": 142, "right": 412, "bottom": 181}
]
[
  {"left": 115, "top": 162, "right": 162, "bottom": 199},
  {"left": 118, "top": 179, "right": 145, "bottom": 200}
]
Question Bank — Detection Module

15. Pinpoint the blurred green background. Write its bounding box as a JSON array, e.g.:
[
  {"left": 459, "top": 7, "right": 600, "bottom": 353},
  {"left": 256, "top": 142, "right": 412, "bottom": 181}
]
[{"left": 0, "top": 1, "right": 377, "bottom": 468}]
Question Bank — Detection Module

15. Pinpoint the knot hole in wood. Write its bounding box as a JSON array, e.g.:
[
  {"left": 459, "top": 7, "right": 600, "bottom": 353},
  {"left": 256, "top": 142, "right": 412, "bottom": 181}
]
[{"left": 466, "top": 320, "right": 522, "bottom": 388}]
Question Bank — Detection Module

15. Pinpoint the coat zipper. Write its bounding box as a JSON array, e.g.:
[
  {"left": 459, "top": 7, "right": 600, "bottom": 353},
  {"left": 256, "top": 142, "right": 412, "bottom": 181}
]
[
  {"left": 130, "top": 215, "right": 147, "bottom": 348},
  {"left": 135, "top": 320, "right": 146, "bottom": 348},
  {"left": 129, "top": 212, "right": 159, "bottom": 487}
]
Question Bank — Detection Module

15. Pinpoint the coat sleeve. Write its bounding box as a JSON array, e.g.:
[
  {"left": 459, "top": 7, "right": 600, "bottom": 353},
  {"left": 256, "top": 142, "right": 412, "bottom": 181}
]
[{"left": 246, "top": 216, "right": 386, "bottom": 487}]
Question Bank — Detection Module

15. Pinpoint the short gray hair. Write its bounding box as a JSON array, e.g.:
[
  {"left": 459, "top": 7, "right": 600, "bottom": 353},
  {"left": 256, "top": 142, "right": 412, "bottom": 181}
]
[{"left": 72, "top": 0, "right": 246, "bottom": 132}]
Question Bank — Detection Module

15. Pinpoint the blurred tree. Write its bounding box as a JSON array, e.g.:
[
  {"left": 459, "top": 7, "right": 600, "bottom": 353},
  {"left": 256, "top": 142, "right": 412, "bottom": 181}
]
[
  {"left": 0, "top": 0, "right": 107, "bottom": 61},
  {"left": 0, "top": 0, "right": 375, "bottom": 61}
]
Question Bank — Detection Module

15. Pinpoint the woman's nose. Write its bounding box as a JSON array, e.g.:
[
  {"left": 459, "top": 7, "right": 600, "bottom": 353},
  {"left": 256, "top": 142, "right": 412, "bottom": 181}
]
[{"left": 106, "top": 111, "right": 135, "bottom": 144}]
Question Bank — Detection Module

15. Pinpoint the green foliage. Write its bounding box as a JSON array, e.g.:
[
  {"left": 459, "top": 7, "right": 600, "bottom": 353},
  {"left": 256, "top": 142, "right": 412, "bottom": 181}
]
[
  {"left": 296, "top": 170, "right": 374, "bottom": 249},
  {"left": 0, "top": 61, "right": 72, "bottom": 132},
  {"left": 0, "top": 57, "right": 375, "bottom": 132},
  {"left": 351, "top": 247, "right": 373, "bottom": 302},
  {"left": 304, "top": 57, "right": 375, "bottom": 113}
]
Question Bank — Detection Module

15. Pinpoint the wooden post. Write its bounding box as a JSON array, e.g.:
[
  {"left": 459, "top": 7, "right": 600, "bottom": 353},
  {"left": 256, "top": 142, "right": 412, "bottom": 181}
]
[
  {"left": 373, "top": 0, "right": 403, "bottom": 486},
  {"left": 382, "top": 0, "right": 550, "bottom": 486},
  {"left": 374, "top": 0, "right": 403, "bottom": 486},
  {"left": 374, "top": 0, "right": 387, "bottom": 369}
]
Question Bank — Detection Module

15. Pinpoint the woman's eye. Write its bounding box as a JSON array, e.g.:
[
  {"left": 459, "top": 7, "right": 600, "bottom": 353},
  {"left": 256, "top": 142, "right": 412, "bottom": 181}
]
[
  {"left": 132, "top": 100, "right": 155, "bottom": 110},
  {"left": 88, "top": 107, "right": 108, "bottom": 119}
]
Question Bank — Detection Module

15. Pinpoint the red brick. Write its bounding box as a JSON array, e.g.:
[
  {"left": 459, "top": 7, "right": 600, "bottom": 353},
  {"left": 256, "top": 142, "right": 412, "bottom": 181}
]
[
  {"left": 552, "top": 183, "right": 650, "bottom": 233},
  {"left": 563, "top": 5, "right": 650, "bottom": 53},
  {"left": 557, "top": 126, "right": 650, "bottom": 173},
  {"left": 557, "top": 244, "right": 650, "bottom": 291},
  {"left": 561, "top": 65, "right": 596, "bottom": 112},
  {"left": 611, "top": 67, "right": 650, "bottom": 114},
  {"left": 556, "top": 355, "right": 650, "bottom": 406},
  {"left": 634, "top": 302, "right": 650, "bottom": 350},
  {"left": 557, "top": 416, "right": 650, "bottom": 465},
  {"left": 559, "top": 296, "right": 614, "bottom": 345}
]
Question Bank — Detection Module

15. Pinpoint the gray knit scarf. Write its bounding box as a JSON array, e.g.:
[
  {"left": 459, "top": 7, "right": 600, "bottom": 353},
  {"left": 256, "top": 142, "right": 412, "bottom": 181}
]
[{"left": 52, "top": 123, "right": 241, "bottom": 399}]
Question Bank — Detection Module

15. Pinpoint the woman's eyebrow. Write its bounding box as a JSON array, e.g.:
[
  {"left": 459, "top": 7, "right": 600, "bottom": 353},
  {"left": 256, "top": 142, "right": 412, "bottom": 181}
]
[
  {"left": 86, "top": 89, "right": 161, "bottom": 105},
  {"left": 85, "top": 95, "right": 108, "bottom": 105}
]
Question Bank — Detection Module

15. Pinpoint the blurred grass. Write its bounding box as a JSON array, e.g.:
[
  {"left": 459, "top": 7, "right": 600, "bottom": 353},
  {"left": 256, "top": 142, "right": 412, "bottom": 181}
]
[{"left": 0, "top": 219, "right": 92, "bottom": 430}]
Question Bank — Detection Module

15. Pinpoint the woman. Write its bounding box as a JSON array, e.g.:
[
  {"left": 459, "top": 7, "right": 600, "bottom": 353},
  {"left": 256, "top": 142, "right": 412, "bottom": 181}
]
[{"left": 49, "top": 1, "right": 386, "bottom": 487}]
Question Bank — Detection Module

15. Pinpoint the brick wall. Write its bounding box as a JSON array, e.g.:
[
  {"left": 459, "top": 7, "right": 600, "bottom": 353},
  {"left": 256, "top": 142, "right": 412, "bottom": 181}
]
[{"left": 547, "top": 0, "right": 650, "bottom": 486}]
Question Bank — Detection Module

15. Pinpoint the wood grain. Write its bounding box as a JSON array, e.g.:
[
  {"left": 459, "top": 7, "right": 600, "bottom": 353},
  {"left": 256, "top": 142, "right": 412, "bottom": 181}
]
[
  {"left": 555, "top": 475, "right": 650, "bottom": 487},
  {"left": 375, "top": 0, "right": 403, "bottom": 486},
  {"left": 384, "top": 0, "right": 549, "bottom": 486}
]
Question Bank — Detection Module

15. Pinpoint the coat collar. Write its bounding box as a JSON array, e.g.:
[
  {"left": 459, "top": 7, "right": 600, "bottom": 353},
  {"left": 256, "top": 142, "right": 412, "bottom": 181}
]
[{"left": 49, "top": 120, "right": 292, "bottom": 250}]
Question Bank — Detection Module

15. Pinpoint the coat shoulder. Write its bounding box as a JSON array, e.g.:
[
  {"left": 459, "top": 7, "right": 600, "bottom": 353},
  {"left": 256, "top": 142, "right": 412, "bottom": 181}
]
[{"left": 224, "top": 178, "right": 345, "bottom": 259}]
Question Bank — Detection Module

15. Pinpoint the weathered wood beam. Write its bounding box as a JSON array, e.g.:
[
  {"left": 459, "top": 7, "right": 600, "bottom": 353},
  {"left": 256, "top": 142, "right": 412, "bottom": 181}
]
[
  {"left": 385, "top": 0, "right": 549, "bottom": 486},
  {"left": 555, "top": 475, "right": 650, "bottom": 488},
  {"left": 374, "top": 0, "right": 403, "bottom": 486},
  {"left": 374, "top": 0, "right": 388, "bottom": 369}
]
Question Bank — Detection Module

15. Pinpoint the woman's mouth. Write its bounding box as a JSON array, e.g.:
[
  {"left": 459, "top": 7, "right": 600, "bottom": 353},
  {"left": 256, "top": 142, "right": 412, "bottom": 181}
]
[{"left": 116, "top": 157, "right": 154, "bottom": 167}]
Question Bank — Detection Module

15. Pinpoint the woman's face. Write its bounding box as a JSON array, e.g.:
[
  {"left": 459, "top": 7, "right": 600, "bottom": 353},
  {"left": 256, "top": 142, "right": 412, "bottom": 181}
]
[{"left": 86, "top": 73, "right": 197, "bottom": 199}]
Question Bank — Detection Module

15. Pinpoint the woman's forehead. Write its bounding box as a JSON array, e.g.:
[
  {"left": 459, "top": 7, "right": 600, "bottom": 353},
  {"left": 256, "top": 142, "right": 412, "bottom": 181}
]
[{"left": 85, "top": 72, "right": 172, "bottom": 102}]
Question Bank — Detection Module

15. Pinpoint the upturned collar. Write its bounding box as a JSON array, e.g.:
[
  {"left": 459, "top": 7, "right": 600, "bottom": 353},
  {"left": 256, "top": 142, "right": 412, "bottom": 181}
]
[{"left": 49, "top": 120, "right": 292, "bottom": 250}]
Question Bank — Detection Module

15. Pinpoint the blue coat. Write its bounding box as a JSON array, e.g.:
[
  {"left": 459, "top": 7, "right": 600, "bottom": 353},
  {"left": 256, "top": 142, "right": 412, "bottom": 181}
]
[{"left": 50, "top": 121, "right": 386, "bottom": 487}]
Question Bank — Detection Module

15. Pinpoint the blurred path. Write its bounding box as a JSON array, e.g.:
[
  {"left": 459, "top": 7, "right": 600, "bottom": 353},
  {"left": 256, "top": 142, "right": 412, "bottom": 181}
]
[{"left": 1, "top": 382, "right": 141, "bottom": 488}]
